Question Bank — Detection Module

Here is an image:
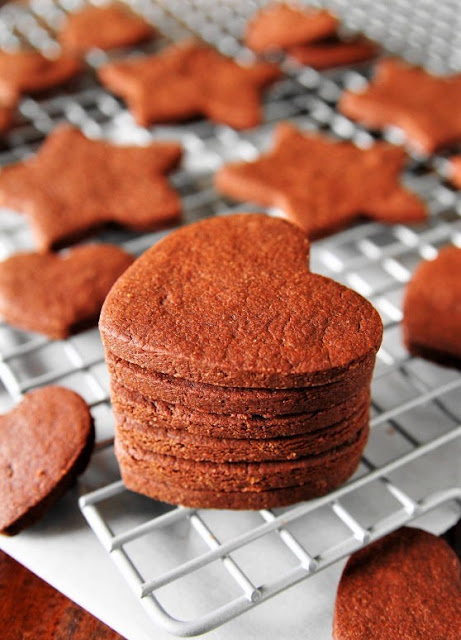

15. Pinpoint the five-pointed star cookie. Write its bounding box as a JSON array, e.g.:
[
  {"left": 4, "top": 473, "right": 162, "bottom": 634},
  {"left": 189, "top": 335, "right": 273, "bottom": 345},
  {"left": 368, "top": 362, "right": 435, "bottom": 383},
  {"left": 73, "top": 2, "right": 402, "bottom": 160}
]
[
  {"left": 98, "top": 39, "right": 281, "bottom": 129},
  {"left": 59, "top": 3, "right": 154, "bottom": 53},
  {"left": 0, "top": 50, "right": 82, "bottom": 104},
  {"left": 339, "top": 57, "right": 461, "bottom": 153},
  {"left": 215, "top": 123, "right": 426, "bottom": 239},
  {"left": 0, "top": 126, "right": 182, "bottom": 251}
]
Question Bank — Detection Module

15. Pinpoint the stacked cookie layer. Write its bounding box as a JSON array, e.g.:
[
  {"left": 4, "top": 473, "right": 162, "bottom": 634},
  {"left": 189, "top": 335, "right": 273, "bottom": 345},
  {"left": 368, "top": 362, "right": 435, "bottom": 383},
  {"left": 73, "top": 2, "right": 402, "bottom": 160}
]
[{"left": 100, "top": 214, "right": 383, "bottom": 510}]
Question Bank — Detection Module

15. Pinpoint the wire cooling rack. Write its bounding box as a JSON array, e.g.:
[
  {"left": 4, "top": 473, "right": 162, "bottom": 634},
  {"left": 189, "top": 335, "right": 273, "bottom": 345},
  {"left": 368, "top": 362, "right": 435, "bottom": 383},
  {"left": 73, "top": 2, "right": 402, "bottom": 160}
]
[{"left": 0, "top": 0, "right": 460, "bottom": 637}]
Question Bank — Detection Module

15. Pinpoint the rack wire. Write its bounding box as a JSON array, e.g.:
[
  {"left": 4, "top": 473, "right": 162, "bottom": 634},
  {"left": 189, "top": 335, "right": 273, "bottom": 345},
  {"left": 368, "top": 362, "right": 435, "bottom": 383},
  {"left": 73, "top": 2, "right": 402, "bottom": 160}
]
[{"left": 0, "top": 0, "right": 460, "bottom": 637}]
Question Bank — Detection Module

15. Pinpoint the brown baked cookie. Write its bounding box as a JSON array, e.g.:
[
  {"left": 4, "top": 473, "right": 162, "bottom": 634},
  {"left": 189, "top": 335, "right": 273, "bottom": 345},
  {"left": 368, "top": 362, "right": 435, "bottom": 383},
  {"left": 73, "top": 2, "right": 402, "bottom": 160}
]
[
  {"left": 245, "top": 3, "right": 338, "bottom": 53},
  {"left": 98, "top": 39, "right": 281, "bottom": 129},
  {"left": 0, "top": 125, "right": 182, "bottom": 251},
  {"left": 402, "top": 246, "right": 461, "bottom": 368},
  {"left": 115, "top": 402, "right": 368, "bottom": 462},
  {"left": 0, "top": 50, "right": 81, "bottom": 104},
  {"left": 0, "top": 387, "right": 94, "bottom": 535},
  {"left": 215, "top": 124, "right": 426, "bottom": 239},
  {"left": 107, "top": 350, "right": 375, "bottom": 416},
  {"left": 100, "top": 214, "right": 383, "bottom": 388},
  {"left": 112, "top": 378, "right": 370, "bottom": 439},
  {"left": 0, "top": 244, "right": 134, "bottom": 339},
  {"left": 116, "top": 425, "right": 368, "bottom": 508},
  {"left": 333, "top": 527, "right": 461, "bottom": 639},
  {"left": 289, "top": 36, "right": 377, "bottom": 69},
  {"left": 0, "top": 103, "right": 14, "bottom": 134},
  {"left": 59, "top": 3, "right": 154, "bottom": 53},
  {"left": 339, "top": 57, "right": 461, "bottom": 153}
]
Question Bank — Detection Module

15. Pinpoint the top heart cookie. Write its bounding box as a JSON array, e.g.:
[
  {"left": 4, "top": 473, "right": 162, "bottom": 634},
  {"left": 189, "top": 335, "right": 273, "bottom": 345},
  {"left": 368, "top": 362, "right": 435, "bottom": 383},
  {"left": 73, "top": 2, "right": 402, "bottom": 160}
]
[
  {"left": 333, "top": 527, "right": 461, "bottom": 639},
  {"left": 100, "top": 214, "right": 382, "bottom": 388}
]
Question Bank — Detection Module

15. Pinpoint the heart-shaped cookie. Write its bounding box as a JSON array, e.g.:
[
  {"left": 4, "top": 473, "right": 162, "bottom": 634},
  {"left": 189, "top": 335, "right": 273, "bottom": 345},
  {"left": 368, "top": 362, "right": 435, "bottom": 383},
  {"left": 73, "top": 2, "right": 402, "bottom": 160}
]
[
  {"left": 0, "top": 244, "right": 134, "bottom": 339},
  {"left": 100, "top": 214, "right": 383, "bottom": 388},
  {"left": 402, "top": 246, "right": 461, "bottom": 368},
  {"left": 333, "top": 527, "right": 461, "bottom": 639},
  {"left": 0, "top": 386, "right": 94, "bottom": 535}
]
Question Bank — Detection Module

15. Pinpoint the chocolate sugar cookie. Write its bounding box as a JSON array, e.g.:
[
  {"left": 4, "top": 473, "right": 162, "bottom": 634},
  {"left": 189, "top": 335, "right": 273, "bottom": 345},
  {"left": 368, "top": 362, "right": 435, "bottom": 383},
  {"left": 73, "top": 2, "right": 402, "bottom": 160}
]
[
  {"left": 333, "top": 527, "right": 461, "bottom": 639},
  {"left": 103, "top": 214, "right": 380, "bottom": 510},
  {"left": 99, "top": 39, "right": 281, "bottom": 129},
  {"left": 402, "top": 246, "right": 461, "bottom": 368},
  {"left": 0, "top": 244, "right": 134, "bottom": 339},
  {"left": 0, "top": 387, "right": 94, "bottom": 535},
  {"left": 0, "top": 126, "right": 182, "bottom": 250},
  {"left": 215, "top": 123, "right": 426, "bottom": 240},
  {"left": 245, "top": 4, "right": 377, "bottom": 68},
  {"left": 100, "top": 214, "right": 383, "bottom": 388},
  {"left": 0, "top": 50, "right": 81, "bottom": 104},
  {"left": 59, "top": 3, "right": 154, "bottom": 53},
  {"left": 339, "top": 57, "right": 461, "bottom": 153}
]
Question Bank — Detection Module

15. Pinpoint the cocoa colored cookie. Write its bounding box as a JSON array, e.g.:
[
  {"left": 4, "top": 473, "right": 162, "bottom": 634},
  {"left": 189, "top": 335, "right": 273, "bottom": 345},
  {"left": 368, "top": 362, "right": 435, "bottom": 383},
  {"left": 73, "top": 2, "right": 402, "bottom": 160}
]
[
  {"left": 0, "top": 386, "right": 94, "bottom": 535},
  {"left": 107, "top": 350, "right": 375, "bottom": 416},
  {"left": 0, "top": 244, "right": 134, "bottom": 339},
  {"left": 98, "top": 39, "right": 281, "bottom": 129},
  {"left": 333, "top": 527, "right": 461, "bottom": 639},
  {"left": 0, "top": 125, "right": 182, "bottom": 251},
  {"left": 59, "top": 3, "right": 154, "bottom": 53},
  {"left": 289, "top": 36, "right": 377, "bottom": 69},
  {"left": 115, "top": 402, "right": 368, "bottom": 462},
  {"left": 117, "top": 425, "right": 367, "bottom": 509},
  {"left": 216, "top": 124, "right": 426, "bottom": 239},
  {"left": 0, "top": 50, "right": 81, "bottom": 104},
  {"left": 112, "top": 378, "right": 370, "bottom": 439},
  {"left": 402, "top": 246, "right": 461, "bottom": 368},
  {"left": 339, "top": 57, "right": 461, "bottom": 153},
  {"left": 245, "top": 4, "right": 338, "bottom": 53},
  {"left": 116, "top": 423, "right": 368, "bottom": 492},
  {"left": 100, "top": 214, "right": 383, "bottom": 388}
]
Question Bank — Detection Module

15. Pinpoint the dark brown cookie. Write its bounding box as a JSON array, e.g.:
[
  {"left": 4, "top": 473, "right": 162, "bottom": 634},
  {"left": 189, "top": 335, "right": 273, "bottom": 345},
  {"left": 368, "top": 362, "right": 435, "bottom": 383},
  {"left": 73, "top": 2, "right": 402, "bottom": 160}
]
[
  {"left": 0, "top": 386, "right": 94, "bottom": 535},
  {"left": 59, "top": 4, "right": 154, "bottom": 53},
  {"left": 0, "top": 50, "right": 82, "bottom": 104},
  {"left": 215, "top": 124, "right": 426, "bottom": 240},
  {"left": 245, "top": 4, "right": 338, "bottom": 53},
  {"left": 100, "top": 214, "right": 383, "bottom": 388},
  {"left": 112, "top": 378, "right": 370, "bottom": 439},
  {"left": 116, "top": 425, "right": 368, "bottom": 509},
  {"left": 289, "top": 36, "right": 377, "bottom": 69},
  {"left": 402, "top": 246, "right": 461, "bottom": 368},
  {"left": 0, "top": 125, "right": 182, "bottom": 251},
  {"left": 0, "top": 103, "right": 14, "bottom": 134},
  {"left": 107, "top": 350, "right": 375, "bottom": 416},
  {"left": 0, "top": 244, "right": 134, "bottom": 339},
  {"left": 333, "top": 527, "right": 461, "bottom": 639},
  {"left": 115, "top": 402, "right": 368, "bottom": 462},
  {"left": 98, "top": 39, "right": 281, "bottom": 129},
  {"left": 339, "top": 57, "right": 461, "bottom": 154}
]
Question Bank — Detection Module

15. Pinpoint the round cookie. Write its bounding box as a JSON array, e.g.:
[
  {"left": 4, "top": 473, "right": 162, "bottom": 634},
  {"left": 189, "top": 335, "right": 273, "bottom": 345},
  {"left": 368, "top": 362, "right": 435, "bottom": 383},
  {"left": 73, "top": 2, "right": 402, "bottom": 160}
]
[
  {"left": 0, "top": 386, "right": 94, "bottom": 535},
  {"left": 333, "top": 527, "right": 461, "bottom": 639},
  {"left": 100, "top": 214, "right": 383, "bottom": 388}
]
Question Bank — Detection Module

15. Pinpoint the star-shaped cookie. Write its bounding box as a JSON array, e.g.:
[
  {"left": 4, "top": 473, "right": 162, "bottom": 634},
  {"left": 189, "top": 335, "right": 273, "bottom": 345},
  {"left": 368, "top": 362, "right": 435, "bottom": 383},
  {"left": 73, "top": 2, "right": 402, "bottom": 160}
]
[
  {"left": 98, "top": 39, "right": 281, "bottom": 129},
  {"left": 215, "top": 123, "right": 426, "bottom": 239},
  {"left": 59, "top": 3, "right": 154, "bottom": 53},
  {"left": 339, "top": 57, "right": 461, "bottom": 153},
  {"left": 0, "top": 126, "right": 182, "bottom": 251},
  {"left": 0, "top": 50, "right": 82, "bottom": 104}
]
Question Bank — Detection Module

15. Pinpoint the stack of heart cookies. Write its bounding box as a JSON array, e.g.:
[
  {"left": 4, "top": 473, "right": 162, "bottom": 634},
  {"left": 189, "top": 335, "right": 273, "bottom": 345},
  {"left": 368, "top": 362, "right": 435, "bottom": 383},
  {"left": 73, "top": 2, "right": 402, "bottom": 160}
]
[{"left": 100, "top": 214, "right": 383, "bottom": 510}]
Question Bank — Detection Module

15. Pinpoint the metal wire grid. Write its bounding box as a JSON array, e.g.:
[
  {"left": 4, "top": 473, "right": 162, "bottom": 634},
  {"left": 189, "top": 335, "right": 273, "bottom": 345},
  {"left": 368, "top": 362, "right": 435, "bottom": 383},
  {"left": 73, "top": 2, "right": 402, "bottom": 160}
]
[{"left": 0, "top": 0, "right": 459, "bottom": 637}]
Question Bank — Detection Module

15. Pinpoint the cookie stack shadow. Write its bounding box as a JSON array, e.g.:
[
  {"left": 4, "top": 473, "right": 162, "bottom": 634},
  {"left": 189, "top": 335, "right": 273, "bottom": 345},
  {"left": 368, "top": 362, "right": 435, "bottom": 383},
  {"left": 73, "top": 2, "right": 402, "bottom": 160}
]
[{"left": 100, "top": 214, "right": 382, "bottom": 510}]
